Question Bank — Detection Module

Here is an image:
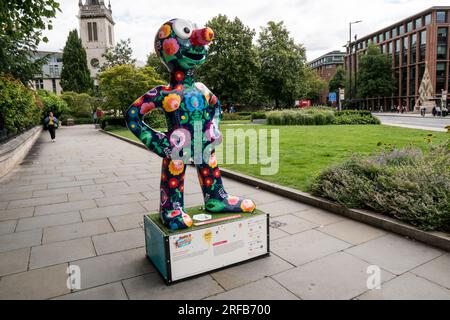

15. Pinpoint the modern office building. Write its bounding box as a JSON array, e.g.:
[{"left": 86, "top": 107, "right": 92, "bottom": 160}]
[
  {"left": 308, "top": 51, "right": 345, "bottom": 105},
  {"left": 345, "top": 6, "right": 450, "bottom": 111},
  {"left": 29, "top": 51, "right": 63, "bottom": 95}
]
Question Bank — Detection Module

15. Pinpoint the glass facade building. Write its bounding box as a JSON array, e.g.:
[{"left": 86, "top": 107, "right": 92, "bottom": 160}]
[{"left": 345, "top": 6, "right": 450, "bottom": 111}]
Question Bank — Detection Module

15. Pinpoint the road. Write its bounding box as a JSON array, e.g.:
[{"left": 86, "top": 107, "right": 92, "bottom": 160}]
[{"left": 374, "top": 114, "right": 450, "bottom": 132}]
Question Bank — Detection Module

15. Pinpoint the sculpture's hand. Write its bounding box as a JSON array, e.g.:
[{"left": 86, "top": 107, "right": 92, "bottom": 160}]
[{"left": 124, "top": 86, "right": 172, "bottom": 159}]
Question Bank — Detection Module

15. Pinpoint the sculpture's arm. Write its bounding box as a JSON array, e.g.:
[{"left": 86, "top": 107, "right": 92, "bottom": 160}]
[{"left": 124, "top": 86, "right": 172, "bottom": 158}]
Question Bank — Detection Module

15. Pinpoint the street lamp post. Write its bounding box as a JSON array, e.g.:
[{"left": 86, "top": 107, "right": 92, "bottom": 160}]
[{"left": 348, "top": 20, "right": 362, "bottom": 106}]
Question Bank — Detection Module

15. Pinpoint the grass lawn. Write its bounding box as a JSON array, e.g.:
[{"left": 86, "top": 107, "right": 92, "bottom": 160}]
[{"left": 107, "top": 124, "right": 448, "bottom": 191}]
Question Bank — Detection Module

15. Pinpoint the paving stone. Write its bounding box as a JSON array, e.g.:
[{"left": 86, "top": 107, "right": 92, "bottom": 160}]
[
  {"left": 16, "top": 211, "right": 81, "bottom": 232},
  {"left": 0, "top": 191, "right": 33, "bottom": 202},
  {"left": 103, "top": 185, "right": 154, "bottom": 197},
  {"left": 211, "top": 254, "right": 293, "bottom": 290},
  {"left": 30, "top": 176, "right": 74, "bottom": 185},
  {"left": 244, "top": 191, "right": 285, "bottom": 205},
  {"left": 345, "top": 234, "right": 442, "bottom": 275},
  {"left": 207, "top": 277, "right": 299, "bottom": 300},
  {"left": 43, "top": 219, "right": 113, "bottom": 244},
  {"left": 271, "top": 214, "right": 318, "bottom": 235},
  {"left": 273, "top": 252, "right": 395, "bottom": 300},
  {"left": 81, "top": 202, "right": 146, "bottom": 221},
  {"left": 0, "top": 220, "right": 17, "bottom": 235},
  {"left": 95, "top": 193, "right": 146, "bottom": 207},
  {"left": 357, "top": 273, "right": 450, "bottom": 300},
  {"left": 93, "top": 228, "right": 145, "bottom": 255},
  {"left": 76, "top": 174, "right": 108, "bottom": 181},
  {"left": 68, "top": 191, "right": 104, "bottom": 202},
  {"left": 81, "top": 182, "right": 129, "bottom": 193},
  {"left": 0, "top": 264, "right": 70, "bottom": 299},
  {"left": 123, "top": 273, "right": 223, "bottom": 300},
  {"left": 269, "top": 227, "right": 290, "bottom": 241},
  {"left": 0, "top": 229, "right": 42, "bottom": 253},
  {"left": 0, "top": 248, "right": 30, "bottom": 277},
  {"left": 411, "top": 254, "right": 450, "bottom": 290},
  {"left": 271, "top": 229, "right": 351, "bottom": 266},
  {"left": 319, "top": 219, "right": 387, "bottom": 245},
  {"left": 0, "top": 202, "right": 7, "bottom": 210},
  {"left": 33, "top": 187, "right": 81, "bottom": 198},
  {"left": 257, "top": 199, "right": 312, "bottom": 217},
  {"left": 109, "top": 213, "right": 145, "bottom": 232},
  {"left": 0, "top": 207, "right": 34, "bottom": 221},
  {"left": 29, "top": 237, "right": 96, "bottom": 270},
  {"left": 0, "top": 184, "right": 47, "bottom": 194},
  {"left": 292, "top": 208, "right": 345, "bottom": 226},
  {"left": 139, "top": 200, "right": 159, "bottom": 212},
  {"left": 47, "top": 180, "right": 95, "bottom": 190},
  {"left": 34, "top": 200, "right": 97, "bottom": 216},
  {"left": 54, "top": 282, "right": 128, "bottom": 300},
  {"left": 70, "top": 247, "right": 153, "bottom": 290}
]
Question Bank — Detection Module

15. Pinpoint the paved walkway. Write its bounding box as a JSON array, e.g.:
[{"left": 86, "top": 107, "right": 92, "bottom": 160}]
[
  {"left": 0, "top": 125, "right": 449, "bottom": 300},
  {"left": 374, "top": 113, "right": 450, "bottom": 132}
]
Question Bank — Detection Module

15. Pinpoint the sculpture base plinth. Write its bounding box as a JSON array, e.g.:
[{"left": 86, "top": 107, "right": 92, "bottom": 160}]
[{"left": 144, "top": 206, "right": 269, "bottom": 285}]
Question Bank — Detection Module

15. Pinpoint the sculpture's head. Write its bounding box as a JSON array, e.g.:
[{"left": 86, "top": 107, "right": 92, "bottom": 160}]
[{"left": 155, "top": 18, "right": 214, "bottom": 73}]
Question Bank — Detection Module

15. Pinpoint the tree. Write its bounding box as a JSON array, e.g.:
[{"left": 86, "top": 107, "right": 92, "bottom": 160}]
[
  {"left": 0, "top": 0, "right": 60, "bottom": 83},
  {"left": 197, "top": 15, "right": 261, "bottom": 106},
  {"left": 101, "top": 38, "right": 136, "bottom": 71},
  {"left": 329, "top": 66, "right": 346, "bottom": 94},
  {"left": 99, "top": 64, "right": 164, "bottom": 115},
  {"left": 356, "top": 44, "right": 395, "bottom": 99},
  {"left": 146, "top": 52, "right": 169, "bottom": 81},
  {"left": 60, "top": 29, "right": 93, "bottom": 93},
  {"left": 303, "top": 67, "right": 326, "bottom": 101},
  {"left": 257, "top": 21, "right": 308, "bottom": 108}
]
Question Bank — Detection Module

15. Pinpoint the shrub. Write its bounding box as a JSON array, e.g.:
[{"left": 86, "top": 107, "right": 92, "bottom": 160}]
[
  {"left": 221, "top": 113, "right": 251, "bottom": 121},
  {"left": 37, "top": 90, "right": 68, "bottom": 119},
  {"left": 311, "top": 142, "right": 450, "bottom": 232},
  {"left": 101, "top": 109, "right": 167, "bottom": 130},
  {"left": 333, "top": 110, "right": 381, "bottom": 125},
  {"left": 251, "top": 112, "right": 266, "bottom": 120},
  {"left": 0, "top": 76, "right": 42, "bottom": 137},
  {"left": 266, "top": 109, "right": 334, "bottom": 126},
  {"left": 61, "top": 91, "right": 100, "bottom": 118}
]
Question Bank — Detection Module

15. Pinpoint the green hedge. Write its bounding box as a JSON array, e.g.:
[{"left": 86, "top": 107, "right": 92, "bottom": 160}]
[
  {"left": 267, "top": 109, "right": 335, "bottom": 125},
  {"left": 221, "top": 113, "right": 252, "bottom": 121},
  {"left": 311, "top": 142, "right": 450, "bottom": 232},
  {"left": 61, "top": 91, "right": 101, "bottom": 118},
  {"left": 251, "top": 112, "right": 267, "bottom": 120},
  {"left": 101, "top": 109, "right": 167, "bottom": 130},
  {"left": 0, "top": 76, "right": 42, "bottom": 137},
  {"left": 266, "top": 108, "right": 380, "bottom": 126}
]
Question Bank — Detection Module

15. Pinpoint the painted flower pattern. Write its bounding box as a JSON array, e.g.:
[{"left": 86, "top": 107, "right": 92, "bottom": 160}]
[
  {"left": 185, "top": 90, "right": 205, "bottom": 112},
  {"left": 162, "top": 94, "right": 181, "bottom": 112},
  {"left": 163, "top": 38, "right": 179, "bottom": 56},
  {"left": 140, "top": 102, "right": 155, "bottom": 114},
  {"left": 159, "top": 24, "right": 171, "bottom": 39},
  {"left": 168, "top": 160, "right": 184, "bottom": 176},
  {"left": 241, "top": 199, "right": 256, "bottom": 212}
]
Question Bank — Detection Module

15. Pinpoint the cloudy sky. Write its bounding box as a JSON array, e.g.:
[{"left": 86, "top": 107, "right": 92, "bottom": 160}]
[{"left": 39, "top": 0, "right": 449, "bottom": 63}]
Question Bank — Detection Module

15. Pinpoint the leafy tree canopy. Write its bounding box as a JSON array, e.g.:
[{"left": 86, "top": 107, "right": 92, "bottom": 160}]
[
  {"left": 0, "top": 0, "right": 61, "bottom": 83},
  {"left": 146, "top": 52, "right": 169, "bottom": 81},
  {"left": 101, "top": 38, "right": 136, "bottom": 71},
  {"left": 257, "top": 21, "right": 308, "bottom": 108},
  {"left": 329, "top": 66, "right": 347, "bottom": 94},
  {"left": 197, "top": 15, "right": 261, "bottom": 106},
  {"left": 356, "top": 44, "right": 395, "bottom": 99},
  {"left": 99, "top": 64, "right": 164, "bottom": 115}
]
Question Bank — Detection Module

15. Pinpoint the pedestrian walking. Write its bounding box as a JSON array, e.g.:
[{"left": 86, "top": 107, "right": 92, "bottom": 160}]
[
  {"left": 93, "top": 109, "right": 98, "bottom": 124},
  {"left": 44, "top": 112, "right": 58, "bottom": 142}
]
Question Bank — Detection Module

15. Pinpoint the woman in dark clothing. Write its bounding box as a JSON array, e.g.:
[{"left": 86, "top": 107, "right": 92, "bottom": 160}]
[{"left": 44, "top": 112, "right": 58, "bottom": 142}]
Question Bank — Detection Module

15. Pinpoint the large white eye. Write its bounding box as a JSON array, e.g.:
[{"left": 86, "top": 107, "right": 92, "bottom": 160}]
[{"left": 173, "top": 19, "right": 194, "bottom": 39}]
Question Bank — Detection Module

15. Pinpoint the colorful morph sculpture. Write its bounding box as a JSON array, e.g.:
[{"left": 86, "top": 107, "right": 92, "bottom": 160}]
[{"left": 125, "top": 19, "right": 256, "bottom": 230}]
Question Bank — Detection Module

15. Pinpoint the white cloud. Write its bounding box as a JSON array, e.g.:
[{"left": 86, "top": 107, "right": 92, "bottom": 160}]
[{"left": 39, "top": 0, "right": 449, "bottom": 62}]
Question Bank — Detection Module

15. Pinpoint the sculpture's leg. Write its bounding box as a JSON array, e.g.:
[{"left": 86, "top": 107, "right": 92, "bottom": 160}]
[
  {"left": 195, "top": 154, "right": 256, "bottom": 214},
  {"left": 159, "top": 158, "right": 192, "bottom": 230}
]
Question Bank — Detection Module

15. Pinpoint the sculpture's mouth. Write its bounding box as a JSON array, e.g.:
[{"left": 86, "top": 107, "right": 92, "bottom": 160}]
[{"left": 181, "top": 50, "right": 205, "bottom": 61}]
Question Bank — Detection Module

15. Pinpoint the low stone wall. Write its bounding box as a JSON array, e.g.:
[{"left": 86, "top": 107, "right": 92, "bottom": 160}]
[{"left": 0, "top": 126, "right": 42, "bottom": 178}]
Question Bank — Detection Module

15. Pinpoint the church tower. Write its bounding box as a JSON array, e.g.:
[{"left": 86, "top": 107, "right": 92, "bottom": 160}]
[{"left": 78, "top": 0, "right": 115, "bottom": 83}]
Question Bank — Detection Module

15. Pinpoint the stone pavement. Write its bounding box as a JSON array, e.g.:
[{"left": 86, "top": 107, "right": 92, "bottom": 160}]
[{"left": 0, "top": 125, "right": 449, "bottom": 300}]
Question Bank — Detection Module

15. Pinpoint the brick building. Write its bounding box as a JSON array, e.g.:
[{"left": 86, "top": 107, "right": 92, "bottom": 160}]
[
  {"left": 345, "top": 6, "right": 450, "bottom": 111},
  {"left": 308, "top": 51, "right": 345, "bottom": 105}
]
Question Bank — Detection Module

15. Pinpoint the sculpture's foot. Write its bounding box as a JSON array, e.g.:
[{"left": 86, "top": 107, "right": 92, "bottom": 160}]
[
  {"left": 205, "top": 195, "right": 256, "bottom": 214},
  {"left": 160, "top": 208, "right": 193, "bottom": 230}
]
